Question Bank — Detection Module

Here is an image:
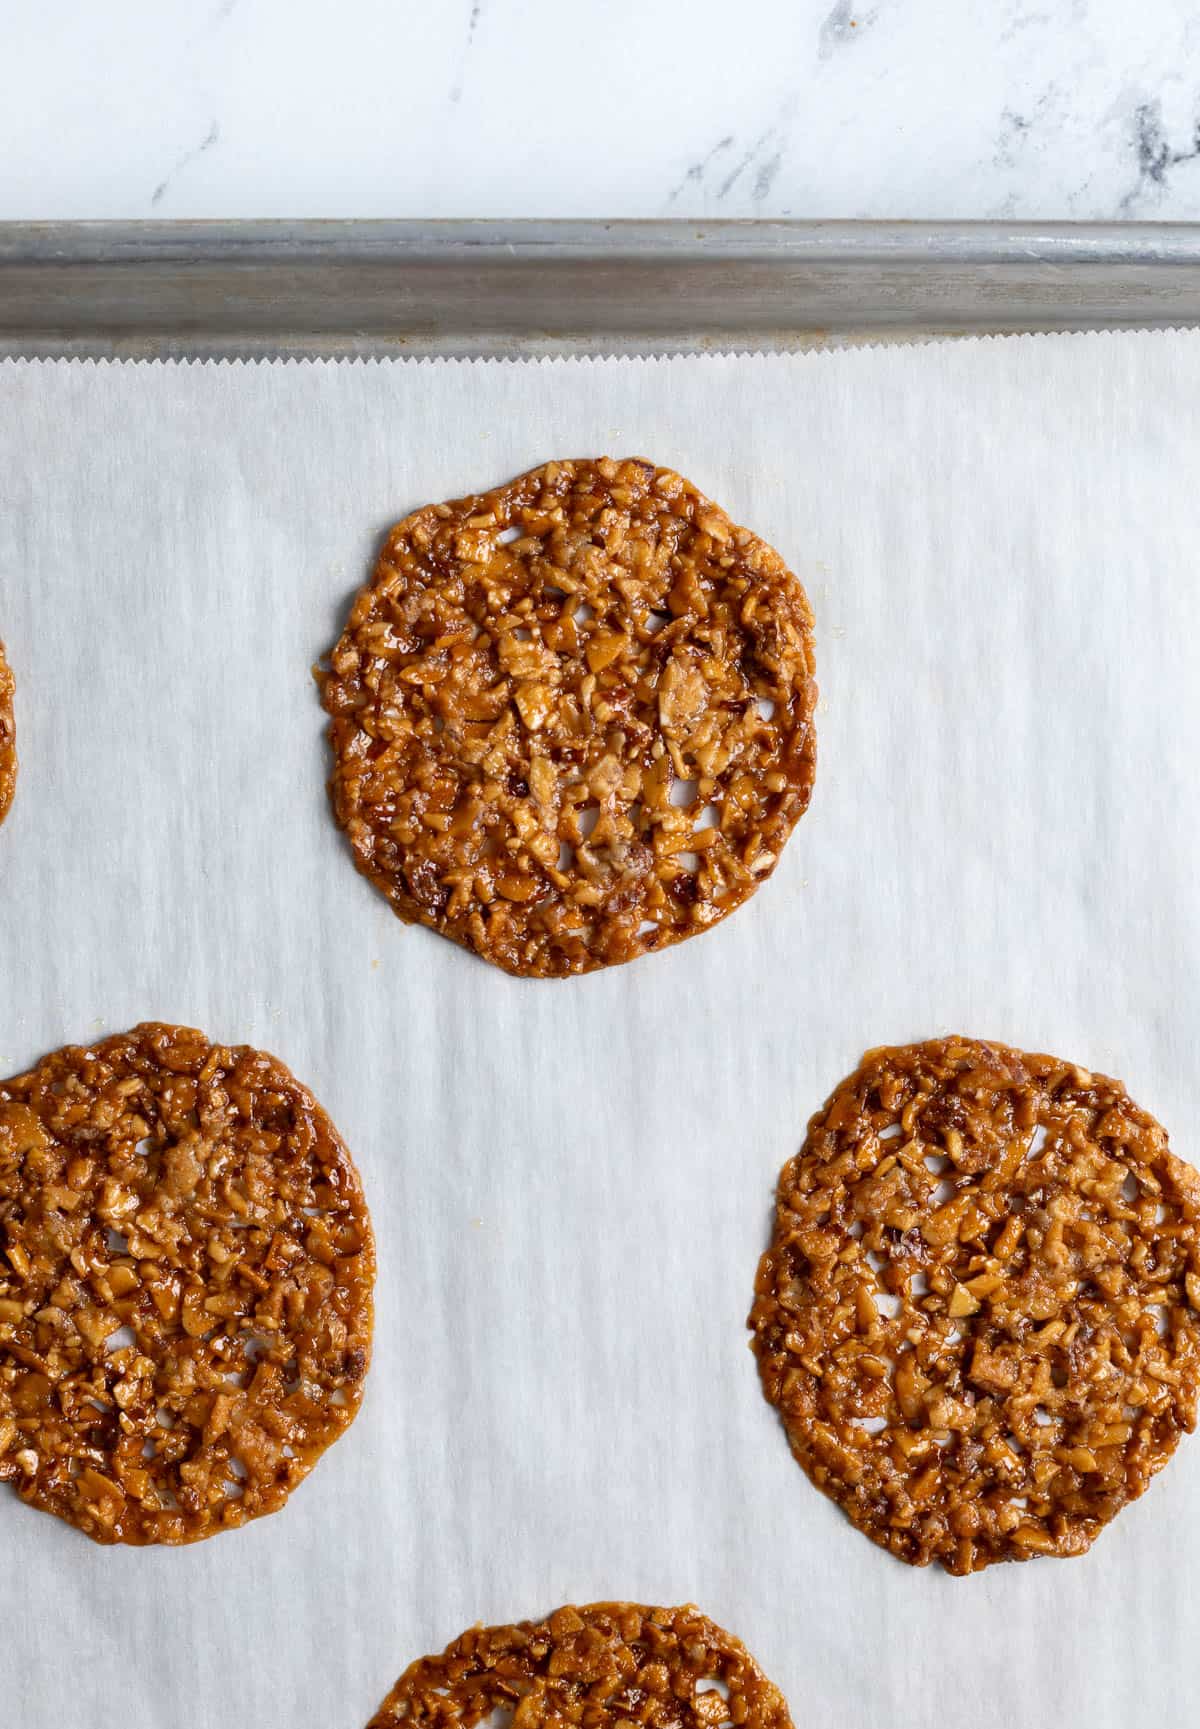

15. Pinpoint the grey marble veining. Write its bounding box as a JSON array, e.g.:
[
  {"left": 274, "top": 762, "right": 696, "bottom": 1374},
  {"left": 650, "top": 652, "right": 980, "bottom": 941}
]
[{"left": 1, "top": 0, "right": 1199, "bottom": 220}]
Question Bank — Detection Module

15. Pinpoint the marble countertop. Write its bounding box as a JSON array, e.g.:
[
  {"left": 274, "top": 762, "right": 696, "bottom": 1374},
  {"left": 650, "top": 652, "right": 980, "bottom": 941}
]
[{"left": 3, "top": 0, "right": 1200, "bottom": 223}]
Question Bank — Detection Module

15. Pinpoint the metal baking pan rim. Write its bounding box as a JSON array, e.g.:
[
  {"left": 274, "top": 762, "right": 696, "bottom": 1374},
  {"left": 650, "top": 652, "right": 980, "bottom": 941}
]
[{"left": 2, "top": 220, "right": 1199, "bottom": 359}]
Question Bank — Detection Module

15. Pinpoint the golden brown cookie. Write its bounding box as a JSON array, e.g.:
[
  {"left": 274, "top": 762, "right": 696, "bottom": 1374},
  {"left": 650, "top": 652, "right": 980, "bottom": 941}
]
[
  {"left": 366, "top": 1602, "right": 793, "bottom": 1729},
  {"left": 0, "top": 1024, "right": 374, "bottom": 1545},
  {"left": 318, "top": 459, "right": 817, "bottom": 978},
  {"left": 748, "top": 1038, "right": 1200, "bottom": 1573},
  {"left": 0, "top": 639, "right": 15, "bottom": 825}
]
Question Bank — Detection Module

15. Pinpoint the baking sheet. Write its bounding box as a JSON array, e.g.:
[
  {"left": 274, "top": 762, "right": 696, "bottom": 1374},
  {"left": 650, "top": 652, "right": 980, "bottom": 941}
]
[{"left": 1, "top": 338, "right": 1199, "bottom": 1729}]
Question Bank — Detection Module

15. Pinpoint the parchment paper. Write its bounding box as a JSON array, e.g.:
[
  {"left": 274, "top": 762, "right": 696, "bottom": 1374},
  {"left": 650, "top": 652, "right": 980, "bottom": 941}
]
[{"left": 2, "top": 338, "right": 1199, "bottom": 1729}]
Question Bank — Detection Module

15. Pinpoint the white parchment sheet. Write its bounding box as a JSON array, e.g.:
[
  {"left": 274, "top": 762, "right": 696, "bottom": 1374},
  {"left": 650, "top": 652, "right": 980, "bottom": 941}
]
[{"left": 2, "top": 338, "right": 1200, "bottom": 1729}]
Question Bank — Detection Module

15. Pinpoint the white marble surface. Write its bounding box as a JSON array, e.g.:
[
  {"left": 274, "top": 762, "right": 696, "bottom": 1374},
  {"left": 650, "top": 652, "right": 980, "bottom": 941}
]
[{"left": 3, "top": 0, "right": 1200, "bottom": 221}]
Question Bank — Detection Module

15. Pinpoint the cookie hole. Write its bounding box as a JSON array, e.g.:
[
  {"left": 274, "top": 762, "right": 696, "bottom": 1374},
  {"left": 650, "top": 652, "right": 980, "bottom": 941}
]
[
  {"left": 1027, "top": 1125, "right": 1048, "bottom": 1158},
  {"left": 141, "top": 1438, "right": 157, "bottom": 1460},
  {"left": 1155, "top": 1203, "right": 1168, "bottom": 1223},
  {"left": 877, "top": 1124, "right": 903, "bottom": 1142},
  {"left": 852, "top": 1415, "right": 888, "bottom": 1434},
  {"left": 282, "top": 1444, "right": 296, "bottom": 1460},
  {"left": 513, "top": 627, "right": 532, "bottom": 642},
  {"left": 329, "top": 1388, "right": 348, "bottom": 1408},
  {"left": 873, "top": 1292, "right": 902, "bottom": 1318},
  {"left": 865, "top": 1250, "right": 886, "bottom": 1272},
  {"left": 693, "top": 803, "right": 721, "bottom": 832},
  {"left": 135, "top": 1138, "right": 153, "bottom": 1158},
  {"left": 155, "top": 1408, "right": 174, "bottom": 1429},
  {"left": 578, "top": 806, "right": 599, "bottom": 840},
  {"left": 1008, "top": 1495, "right": 1029, "bottom": 1510},
  {"left": 647, "top": 610, "right": 671, "bottom": 634},
  {"left": 1152, "top": 1306, "right": 1169, "bottom": 1337},
  {"left": 223, "top": 1368, "right": 249, "bottom": 1390},
  {"left": 475, "top": 1709, "right": 514, "bottom": 1729},
  {"left": 1121, "top": 1171, "right": 1139, "bottom": 1204},
  {"left": 924, "top": 1152, "right": 950, "bottom": 1175},
  {"left": 754, "top": 696, "right": 776, "bottom": 719},
  {"left": 574, "top": 600, "right": 596, "bottom": 624},
  {"left": 156, "top": 1484, "right": 180, "bottom": 1511},
  {"left": 1032, "top": 1406, "right": 1054, "bottom": 1428},
  {"left": 910, "top": 1272, "right": 930, "bottom": 1297},
  {"left": 104, "top": 1326, "right": 135, "bottom": 1353},
  {"left": 675, "top": 851, "right": 700, "bottom": 873},
  {"left": 497, "top": 527, "right": 522, "bottom": 545},
  {"left": 847, "top": 1220, "right": 864, "bottom": 1238},
  {"left": 105, "top": 1230, "right": 129, "bottom": 1254},
  {"left": 223, "top": 1458, "right": 247, "bottom": 1499},
  {"left": 557, "top": 841, "right": 574, "bottom": 870},
  {"left": 637, "top": 920, "right": 658, "bottom": 938},
  {"left": 931, "top": 1179, "right": 956, "bottom": 1205},
  {"left": 697, "top": 1681, "right": 730, "bottom": 1700},
  {"left": 945, "top": 1325, "right": 963, "bottom": 1345},
  {"left": 670, "top": 778, "right": 699, "bottom": 808}
]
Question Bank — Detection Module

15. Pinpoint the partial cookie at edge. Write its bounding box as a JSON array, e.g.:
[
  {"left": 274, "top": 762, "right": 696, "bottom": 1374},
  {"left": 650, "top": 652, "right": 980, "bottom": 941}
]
[
  {"left": 748, "top": 1037, "right": 1200, "bottom": 1573},
  {"left": 0, "top": 640, "right": 15, "bottom": 825},
  {"left": 0, "top": 1023, "right": 375, "bottom": 1544},
  {"left": 367, "top": 1601, "right": 794, "bottom": 1729}
]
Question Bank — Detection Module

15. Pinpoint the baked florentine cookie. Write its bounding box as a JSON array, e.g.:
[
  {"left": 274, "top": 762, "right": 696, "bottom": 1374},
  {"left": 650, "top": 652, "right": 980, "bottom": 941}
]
[
  {"left": 0, "top": 1024, "right": 374, "bottom": 1544},
  {"left": 367, "top": 1602, "right": 793, "bottom": 1729},
  {"left": 0, "top": 639, "right": 15, "bottom": 825},
  {"left": 749, "top": 1038, "right": 1200, "bottom": 1574},
  {"left": 318, "top": 459, "right": 817, "bottom": 978}
]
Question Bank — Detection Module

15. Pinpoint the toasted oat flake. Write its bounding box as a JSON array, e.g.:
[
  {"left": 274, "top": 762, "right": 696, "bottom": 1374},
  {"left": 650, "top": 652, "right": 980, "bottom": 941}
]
[
  {"left": 366, "top": 1602, "right": 794, "bottom": 1729},
  {"left": 0, "top": 1024, "right": 375, "bottom": 1545},
  {"left": 748, "top": 1038, "right": 1200, "bottom": 1573},
  {"left": 0, "top": 640, "right": 15, "bottom": 825},
  {"left": 317, "top": 459, "right": 817, "bottom": 978}
]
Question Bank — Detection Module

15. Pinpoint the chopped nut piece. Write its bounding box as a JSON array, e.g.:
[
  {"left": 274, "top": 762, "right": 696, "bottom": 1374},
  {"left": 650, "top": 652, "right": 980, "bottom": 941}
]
[
  {"left": 0, "top": 1024, "right": 375, "bottom": 1545},
  {"left": 367, "top": 1603, "right": 793, "bottom": 1729},
  {"left": 317, "top": 459, "right": 817, "bottom": 977},
  {"left": 749, "top": 1037, "right": 1200, "bottom": 1574},
  {"left": 968, "top": 1341, "right": 1019, "bottom": 1395},
  {"left": 1010, "top": 1524, "right": 1059, "bottom": 1553},
  {"left": 1056, "top": 1446, "right": 1099, "bottom": 1473}
]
